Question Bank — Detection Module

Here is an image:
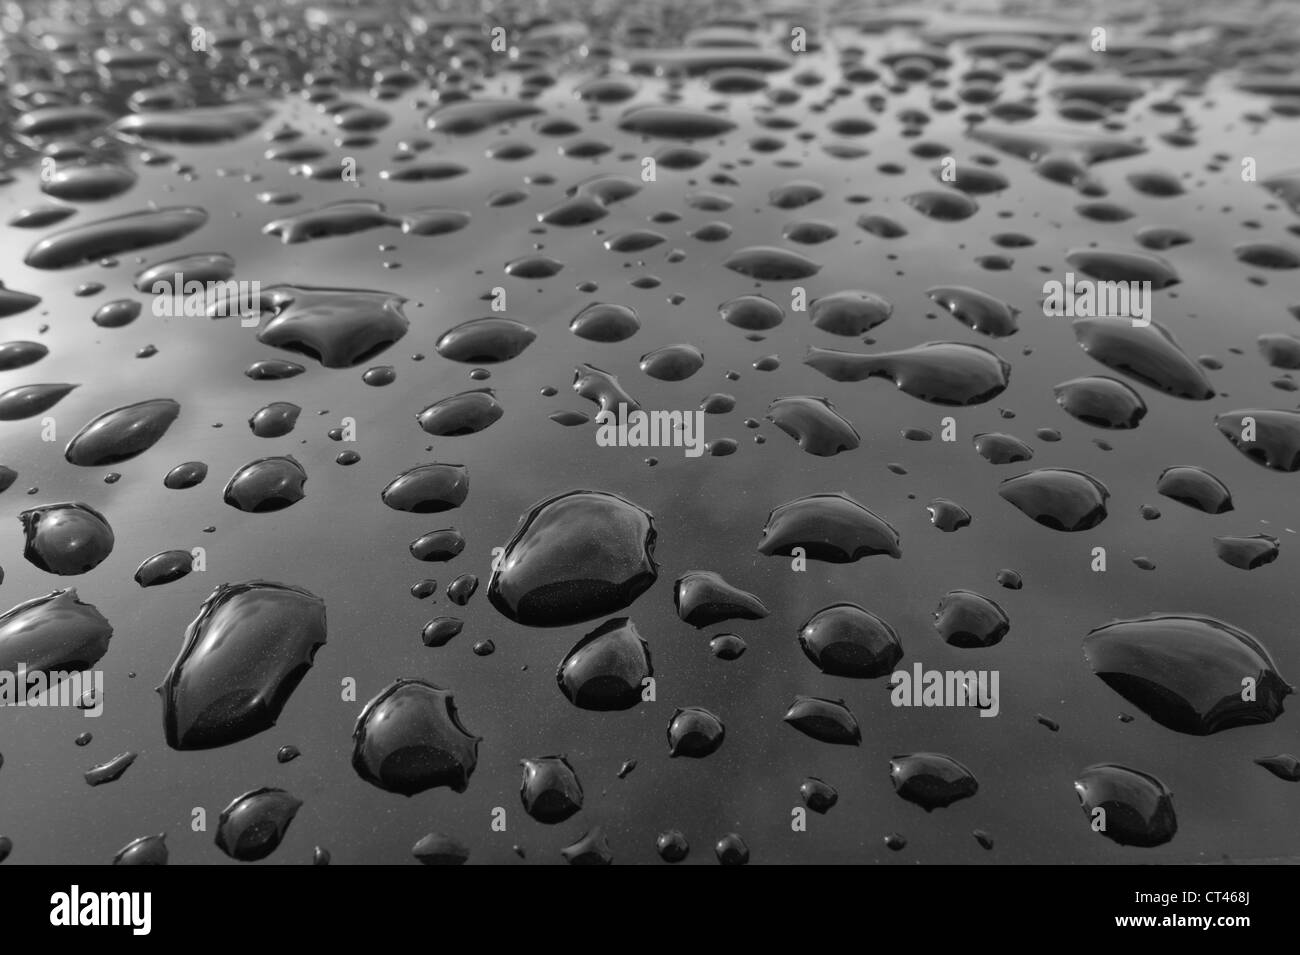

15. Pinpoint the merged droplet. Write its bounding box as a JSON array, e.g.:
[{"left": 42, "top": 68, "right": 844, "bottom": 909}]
[
  {"left": 159, "top": 581, "right": 326, "bottom": 749},
  {"left": 1083, "top": 613, "right": 1292, "bottom": 734},
  {"left": 255, "top": 286, "right": 409, "bottom": 368},
  {"left": 488, "top": 490, "right": 657, "bottom": 627},
  {"left": 806, "top": 341, "right": 1011, "bottom": 406}
]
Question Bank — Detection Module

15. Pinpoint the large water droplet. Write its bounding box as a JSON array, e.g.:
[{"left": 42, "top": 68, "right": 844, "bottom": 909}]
[
  {"left": 488, "top": 490, "right": 657, "bottom": 627},
  {"left": 159, "top": 580, "right": 326, "bottom": 749},
  {"left": 1074, "top": 764, "right": 1176, "bottom": 847},
  {"left": 1083, "top": 613, "right": 1292, "bottom": 734},
  {"left": 998, "top": 468, "right": 1110, "bottom": 531},
  {"left": 556, "top": 617, "right": 652, "bottom": 710},
  {"left": 758, "top": 492, "right": 901, "bottom": 562},
  {"left": 352, "top": 678, "right": 480, "bottom": 795}
]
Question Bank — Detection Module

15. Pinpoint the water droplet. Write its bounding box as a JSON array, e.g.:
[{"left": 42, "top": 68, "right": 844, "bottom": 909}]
[
  {"left": 113, "top": 834, "right": 167, "bottom": 866},
  {"left": 1214, "top": 409, "right": 1300, "bottom": 471},
  {"left": 807, "top": 341, "right": 1011, "bottom": 405},
  {"left": 85, "top": 751, "right": 137, "bottom": 787},
  {"left": 556, "top": 617, "right": 652, "bottom": 710},
  {"left": 134, "top": 550, "right": 193, "bottom": 588},
  {"left": 928, "top": 498, "right": 972, "bottom": 531},
  {"left": 352, "top": 679, "right": 480, "bottom": 795},
  {"left": 380, "top": 463, "right": 469, "bottom": 513},
  {"left": 435, "top": 318, "right": 536, "bottom": 363},
  {"left": 224, "top": 456, "right": 307, "bottom": 512},
  {"left": 1054, "top": 376, "right": 1147, "bottom": 429},
  {"left": 784, "top": 696, "right": 861, "bottom": 745},
  {"left": 489, "top": 490, "right": 657, "bottom": 627},
  {"left": 412, "top": 833, "right": 470, "bottom": 865},
  {"left": 159, "top": 581, "right": 326, "bottom": 749},
  {"left": 1214, "top": 534, "right": 1280, "bottom": 570},
  {"left": 1156, "top": 465, "right": 1232, "bottom": 514},
  {"left": 520, "top": 755, "right": 583, "bottom": 823},
  {"left": 1072, "top": 320, "right": 1213, "bottom": 400},
  {"left": 64, "top": 398, "right": 180, "bottom": 466},
  {"left": 1073, "top": 764, "right": 1176, "bottom": 847},
  {"left": 998, "top": 468, "right": 1109, "bottom": 531},
  {"left": 934, "top": 590, "right": 1010, "bottom": 648},
  {"left": 215, "top": 788, "right": 302, "bottom": 861},
  {"left": 416, "top": 389, "right": 503, "bottom": 436},
  {"left": 20, "top": 502, "right": 114, "bottom": 575},
  {"left": 668, "top": 706, "right": 726, "bottom": 757},
  {"left": 890, "top": 753, "right": 979, "bottom": 810},
  {"left": 798, "top": 603, "right": 902, "bottom": 677},
  {"left": 758, "top": 492, "right": 901, "bottom": 562},
  {"left": 1083, "top": 613, "right": 1292, "bottom": 734}
]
